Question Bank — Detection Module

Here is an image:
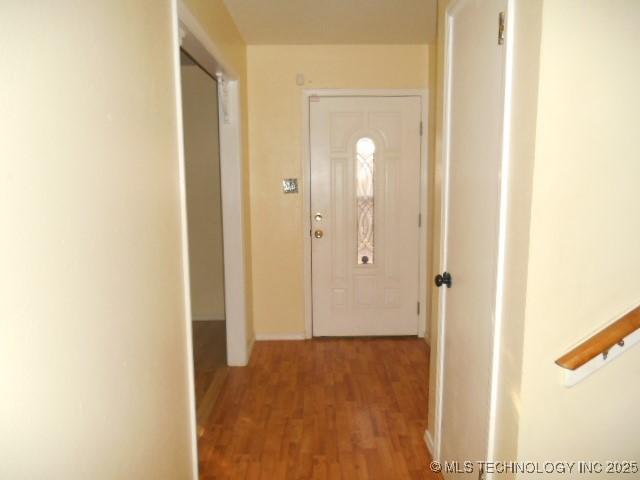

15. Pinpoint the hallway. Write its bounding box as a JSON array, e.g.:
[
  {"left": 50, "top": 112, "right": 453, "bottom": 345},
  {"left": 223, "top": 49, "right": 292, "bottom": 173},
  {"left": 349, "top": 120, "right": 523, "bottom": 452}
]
[{"left": 197, "top": 338, "right": 441, "bottom": 479}]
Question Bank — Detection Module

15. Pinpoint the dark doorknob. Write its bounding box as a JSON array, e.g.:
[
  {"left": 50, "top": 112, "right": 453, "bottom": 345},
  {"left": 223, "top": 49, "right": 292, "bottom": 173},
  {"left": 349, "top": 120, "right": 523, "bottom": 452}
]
[{"left": 434, "top": 272, "right": 452, "bottom": 288}]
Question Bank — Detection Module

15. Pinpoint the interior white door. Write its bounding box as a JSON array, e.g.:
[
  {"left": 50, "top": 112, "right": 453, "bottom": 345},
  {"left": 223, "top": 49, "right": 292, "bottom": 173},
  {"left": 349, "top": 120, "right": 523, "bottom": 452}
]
[
  {"left": 310, "top": 96, "right": 422, "bottom": 336},
  {"left": 438, "top": 0, "right": 508, "bottom": 476}
]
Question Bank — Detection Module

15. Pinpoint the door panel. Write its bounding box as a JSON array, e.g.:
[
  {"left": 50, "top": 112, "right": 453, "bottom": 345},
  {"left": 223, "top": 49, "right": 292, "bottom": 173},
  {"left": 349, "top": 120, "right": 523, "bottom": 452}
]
[
  {"left": 311, "top": 96, "right": 421, "bottom": 336},
  {"left": 439, "top": 0, "right": 508, "bottom": 476}
]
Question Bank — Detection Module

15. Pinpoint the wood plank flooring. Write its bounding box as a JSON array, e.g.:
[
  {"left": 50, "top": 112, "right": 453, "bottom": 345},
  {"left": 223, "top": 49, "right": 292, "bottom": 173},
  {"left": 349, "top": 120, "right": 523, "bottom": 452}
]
[{"left": 196, "top": 337, "right": 441, "bottom": 480}]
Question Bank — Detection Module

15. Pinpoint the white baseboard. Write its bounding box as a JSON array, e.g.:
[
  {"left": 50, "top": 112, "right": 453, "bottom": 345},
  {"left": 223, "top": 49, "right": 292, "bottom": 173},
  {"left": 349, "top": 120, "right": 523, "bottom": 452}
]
[
  {"left": 424, "top": 429, "right": 436, "bottom": 458},
  {"left": 192, "top": 315, "right": 225, "bottom": 321},
  {"left": 255, "top": 332, "right": 306, "bottom": 341}
]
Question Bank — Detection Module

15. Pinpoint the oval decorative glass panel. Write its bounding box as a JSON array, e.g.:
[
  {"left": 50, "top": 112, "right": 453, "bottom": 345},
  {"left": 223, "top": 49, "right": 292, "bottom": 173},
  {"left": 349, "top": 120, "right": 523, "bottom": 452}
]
[{"left": 356, "top": 137, "right": 375, "bottom": 265}]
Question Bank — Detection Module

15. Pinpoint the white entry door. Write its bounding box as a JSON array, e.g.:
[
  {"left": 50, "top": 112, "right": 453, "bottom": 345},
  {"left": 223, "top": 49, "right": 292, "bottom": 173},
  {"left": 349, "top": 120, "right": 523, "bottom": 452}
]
[
  {"left": 310, "top": 96, "right": 422, "bottom": 336},
  {"left": 437, "top": 0, "right": 508, "bottom": 476}
]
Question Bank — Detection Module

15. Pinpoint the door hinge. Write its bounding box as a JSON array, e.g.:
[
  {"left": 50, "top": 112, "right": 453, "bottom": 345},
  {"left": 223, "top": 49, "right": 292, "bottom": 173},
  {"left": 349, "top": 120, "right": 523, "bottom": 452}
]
[
  {"left": 419, "top": 121, "right": 424, "bottom": 136},
  {"left": 498, "top": 11, "right": 505, "bottom": 45},
  {"left": 418, "top": 213, "right": 422, "bottom": 227},
  {"left": 417, "top": 302, "right": 421, "bottom": 315}
]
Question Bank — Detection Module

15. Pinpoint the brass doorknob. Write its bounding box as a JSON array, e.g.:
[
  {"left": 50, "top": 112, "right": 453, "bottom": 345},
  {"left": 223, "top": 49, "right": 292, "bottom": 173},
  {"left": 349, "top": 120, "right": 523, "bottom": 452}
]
[{"left": 314, "top": 229, "right": 324, "bottom": 239}]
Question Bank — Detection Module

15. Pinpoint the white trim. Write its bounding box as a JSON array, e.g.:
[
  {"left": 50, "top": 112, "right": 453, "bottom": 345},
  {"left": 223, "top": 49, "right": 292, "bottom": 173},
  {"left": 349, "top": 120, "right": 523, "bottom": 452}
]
[
  {"left": 177, "top": 0, "right": 249, "bottom": 368},
  {"left": 170, "top": 1, "right": 198, "bottom": 478},
  {"left": 301, "top": 89, "right": 430, "bottom": 340},
  {"left": 418, "top": 93, "right": 430, "bottom": 340},
  {"left": 303, "top": 88, "right": 430, "bottom": 97},
  {"left": 216, "top": 74, "right": 230, "bottom": 125},
  {"left": 424, "top": 429, "right": 436, "bottom": 458},
  {"left": 433, "top": 0, "right": 514, "bottom": 472},
  {"left": 217, "top": 80, "right": 250, "bottom": 367},
  {"left": 255, "top": 333, "right": 307, "bottom": 341},
  {"left": 486, "top": 1, "right": 515, "bottom": 473},
  {"left": 432, "top": 7, "right": 454, "bottom": 456},
  {"left": 302, "top": 94, "right": 313, "bottom": 338}
]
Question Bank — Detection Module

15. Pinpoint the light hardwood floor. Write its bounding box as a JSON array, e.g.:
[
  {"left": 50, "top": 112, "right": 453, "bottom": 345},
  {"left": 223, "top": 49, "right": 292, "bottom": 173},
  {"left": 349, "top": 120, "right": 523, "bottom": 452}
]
[{"left": 196, "top": 337, "right": 441, "bottom": 479}]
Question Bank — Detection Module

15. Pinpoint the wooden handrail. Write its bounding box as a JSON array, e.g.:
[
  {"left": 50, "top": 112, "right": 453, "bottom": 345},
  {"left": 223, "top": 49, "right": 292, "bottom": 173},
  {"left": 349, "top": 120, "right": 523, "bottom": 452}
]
[{"left": 555, "top": 306, "right": 640, "bottom": 370}]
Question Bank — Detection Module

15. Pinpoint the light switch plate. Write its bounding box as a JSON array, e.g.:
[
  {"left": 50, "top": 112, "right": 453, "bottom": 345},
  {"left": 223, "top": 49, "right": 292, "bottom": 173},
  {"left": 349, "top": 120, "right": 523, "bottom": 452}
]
[{"left": 282, "top": 178, "right": 298, "bottom": 194}]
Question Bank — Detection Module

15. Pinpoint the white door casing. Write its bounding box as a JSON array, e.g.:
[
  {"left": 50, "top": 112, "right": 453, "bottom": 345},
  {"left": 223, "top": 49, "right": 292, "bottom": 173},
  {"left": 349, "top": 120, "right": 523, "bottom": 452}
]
[
  {"left": 310, "top": 96, "right": 422, "bottom": 336},
  {"left": 436, "top": 0, "right": 510, "bottom": 476}
]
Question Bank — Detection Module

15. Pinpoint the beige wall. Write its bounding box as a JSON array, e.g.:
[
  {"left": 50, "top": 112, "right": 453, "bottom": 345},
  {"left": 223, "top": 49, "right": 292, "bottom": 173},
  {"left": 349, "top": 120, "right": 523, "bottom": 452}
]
[
  {"left": 0, "top": 2, "right": 194, "bottom": 478},
  {"left": 247, "top": 44, "right": 431, "bottom": 335},
  {"left": 183, "top": 0, "right": 255, "bottom": 345},
  {"left": 517, "top": 0, "right": 640, "bottom": 471},
  {"left": 181, "top": 64, "right": 226, "bottom": 320}
]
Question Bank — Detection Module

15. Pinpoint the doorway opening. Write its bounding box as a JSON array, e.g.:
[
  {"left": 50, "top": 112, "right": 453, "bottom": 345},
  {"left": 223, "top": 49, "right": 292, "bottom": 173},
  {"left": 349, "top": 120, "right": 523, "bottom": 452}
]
[
  {"left": 174, "top": 3, "right": 251, "bottom": 473},
  {"left": 180, "top": 49, "right": 229, "bottom": 436}
]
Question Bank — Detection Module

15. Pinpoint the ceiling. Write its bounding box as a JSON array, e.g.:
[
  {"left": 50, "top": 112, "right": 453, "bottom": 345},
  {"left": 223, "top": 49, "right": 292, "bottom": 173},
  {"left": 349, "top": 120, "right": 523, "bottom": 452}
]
[{"left": 222, "top": 0, "right": 437, "bottom": 45}]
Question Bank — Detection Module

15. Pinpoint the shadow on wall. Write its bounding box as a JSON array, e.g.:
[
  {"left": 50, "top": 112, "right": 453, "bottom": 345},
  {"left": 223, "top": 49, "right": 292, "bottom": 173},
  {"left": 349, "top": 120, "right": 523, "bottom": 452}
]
[{"left": 181, "top": 55, "right": 226, "bottom": 322}]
